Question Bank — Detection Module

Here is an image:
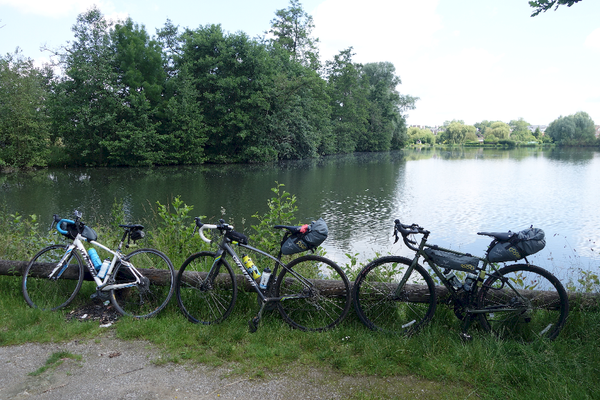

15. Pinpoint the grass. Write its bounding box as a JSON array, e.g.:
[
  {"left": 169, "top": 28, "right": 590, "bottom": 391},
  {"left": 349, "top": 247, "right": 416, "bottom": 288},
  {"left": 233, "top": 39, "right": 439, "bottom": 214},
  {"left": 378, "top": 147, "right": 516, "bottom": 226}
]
[
  {"left": 29, "top": 350, "right": 82, "bottom": 376},
  {"left": 2, "top": 272, "right": 599, "bottom": 399}
]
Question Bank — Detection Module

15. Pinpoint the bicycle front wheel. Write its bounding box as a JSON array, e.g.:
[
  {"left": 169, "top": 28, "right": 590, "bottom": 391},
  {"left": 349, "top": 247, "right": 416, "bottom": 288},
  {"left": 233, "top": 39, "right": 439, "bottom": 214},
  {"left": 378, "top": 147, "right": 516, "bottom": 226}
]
[
  {"left": 477, "top": 264, "right": 569, "bottom": 341},
  {"left": 22, "top": 245, "right": 84, "bottom": 311},
  {"left": 274, "top": 255, "right": 351, "bottom": 332},
  {"left": 110, "top": 248, "right": 175, "bottom": 318},
  {"left": 175, "top": 252, "right": 237, "bottom": 324},
  {"left": 353, "top": 256, "right": 436, "bottom": 335}
]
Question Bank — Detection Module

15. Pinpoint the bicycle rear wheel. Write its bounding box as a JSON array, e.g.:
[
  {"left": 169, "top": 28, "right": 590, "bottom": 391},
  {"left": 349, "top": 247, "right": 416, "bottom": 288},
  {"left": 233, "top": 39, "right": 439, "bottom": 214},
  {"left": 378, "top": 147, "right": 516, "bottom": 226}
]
[
  {"left": 477, "top": 264, "right": 569, "bottom": 341},
  {"left": 175, "top": 252, "right": 237, "bottom": 324},
  {"left": 110, "top": 248, "right": 175, "bottom": 318},
  {"left": 22, "top": 245, "right": 84, "bottom": 311},
  {"left": 353, "top": 256, "right": 437, "bottom": 335},
  {"left": 274, "top": 255, "right": 351, "bottom": 331}
]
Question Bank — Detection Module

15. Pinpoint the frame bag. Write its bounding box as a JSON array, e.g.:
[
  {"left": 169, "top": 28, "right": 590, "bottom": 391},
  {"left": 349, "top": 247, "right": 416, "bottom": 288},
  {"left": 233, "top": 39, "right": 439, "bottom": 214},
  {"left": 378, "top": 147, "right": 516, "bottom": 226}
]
[
  {"left": 423, "top": 248, "right": 480, "bottom": 272},
  {"left": 487, "top": 228, "right": 546, "bottom": 263},
  {"left": 281, "top": 218, "right": 329, "bottom": 255}
]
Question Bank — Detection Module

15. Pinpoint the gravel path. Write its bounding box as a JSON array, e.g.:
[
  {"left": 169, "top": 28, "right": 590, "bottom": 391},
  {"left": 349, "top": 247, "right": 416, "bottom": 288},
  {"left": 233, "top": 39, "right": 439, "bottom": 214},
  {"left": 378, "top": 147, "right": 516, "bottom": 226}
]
[{"left": 0, "top": 333, "right": 453, "bottom": 399}]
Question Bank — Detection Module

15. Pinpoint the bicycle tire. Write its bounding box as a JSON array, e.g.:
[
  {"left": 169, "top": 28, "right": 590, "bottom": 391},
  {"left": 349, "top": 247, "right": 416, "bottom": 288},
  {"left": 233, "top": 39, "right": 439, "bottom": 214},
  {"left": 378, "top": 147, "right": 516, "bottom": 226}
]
[
  {"left": 110, "top": 248, "right": 175, "bottom": 318},
  {"left": 175, "top": 251, "right": 237, "bottom": 324},
  {"left": 274, "top": 255, "right": 351, "bottom": 332},
  {"left": 353, "top": 256, "right": 437, "bottom": 335},
  {"left": 22, "top": 244, "right": 84, "bottom": 311},
  {"left": 477, "top": 263, "right": 569, "bottom": 341}
]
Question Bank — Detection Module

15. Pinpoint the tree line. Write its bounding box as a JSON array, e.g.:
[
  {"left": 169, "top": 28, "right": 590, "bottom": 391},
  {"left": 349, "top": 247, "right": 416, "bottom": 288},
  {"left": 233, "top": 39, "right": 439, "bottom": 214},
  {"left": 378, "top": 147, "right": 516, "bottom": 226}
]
[
  {"left": 0, "top": 1, "right": 416, "bottom": 169},
  {"left": 408, "top": 113, "right": 599, "bottom": 147}
]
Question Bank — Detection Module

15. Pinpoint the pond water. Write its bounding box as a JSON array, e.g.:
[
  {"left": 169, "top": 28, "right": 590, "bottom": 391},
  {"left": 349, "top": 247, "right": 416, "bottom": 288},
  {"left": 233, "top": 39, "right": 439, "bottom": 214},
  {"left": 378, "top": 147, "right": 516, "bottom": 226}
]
[{"left": 2, "top": 147, "right": 599, "bottom": 277}]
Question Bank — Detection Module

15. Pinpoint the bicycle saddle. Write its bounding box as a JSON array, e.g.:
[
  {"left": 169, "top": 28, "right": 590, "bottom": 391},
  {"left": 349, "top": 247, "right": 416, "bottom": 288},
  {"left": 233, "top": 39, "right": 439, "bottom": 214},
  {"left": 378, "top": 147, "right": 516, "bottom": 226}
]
[{"left": 477, "top": 231, "right": 514, "bottom": 241}]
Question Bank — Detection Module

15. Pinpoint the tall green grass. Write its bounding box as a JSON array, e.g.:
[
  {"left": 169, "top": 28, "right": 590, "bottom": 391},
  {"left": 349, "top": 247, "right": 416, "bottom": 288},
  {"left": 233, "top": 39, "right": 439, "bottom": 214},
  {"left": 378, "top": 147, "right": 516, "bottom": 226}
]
[{"left": 1, "top": 185, "right": 599, "bottom": 399}]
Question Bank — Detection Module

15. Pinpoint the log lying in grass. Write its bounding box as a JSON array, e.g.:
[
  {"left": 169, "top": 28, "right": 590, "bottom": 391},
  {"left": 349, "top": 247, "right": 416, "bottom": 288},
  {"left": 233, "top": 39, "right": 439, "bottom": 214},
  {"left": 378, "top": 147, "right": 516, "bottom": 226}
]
[{"left": 1, "top": 259, "right": 597, "bottom": 308}]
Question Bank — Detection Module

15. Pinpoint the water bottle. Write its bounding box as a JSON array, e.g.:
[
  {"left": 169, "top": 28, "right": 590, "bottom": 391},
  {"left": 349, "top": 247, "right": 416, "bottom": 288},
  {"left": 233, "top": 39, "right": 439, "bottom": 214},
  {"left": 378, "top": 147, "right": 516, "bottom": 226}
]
[
  {"left": 98, "top": 259, "right": 111, "bottom": 279},
  {"left": 88, "top": 248, "right": 101, "bottom": 270},
  {"left": 242, "top": 254, "right": 261, "bottom": 280},
  {"left": 445, "top": 271, "right": 462, "bottom": 290},
  {"left": 463, "top": 273, "right": 477, "bottom": 292},
  {"left": 259, "top": 267, "right": 271, "bottom": 290}
]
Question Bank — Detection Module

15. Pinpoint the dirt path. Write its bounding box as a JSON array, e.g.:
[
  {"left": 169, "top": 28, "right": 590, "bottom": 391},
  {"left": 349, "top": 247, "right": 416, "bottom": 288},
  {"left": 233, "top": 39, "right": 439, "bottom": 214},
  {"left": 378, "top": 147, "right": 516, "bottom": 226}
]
[{"left": 0, "top": 333, "right": 458, "bottom": 400}]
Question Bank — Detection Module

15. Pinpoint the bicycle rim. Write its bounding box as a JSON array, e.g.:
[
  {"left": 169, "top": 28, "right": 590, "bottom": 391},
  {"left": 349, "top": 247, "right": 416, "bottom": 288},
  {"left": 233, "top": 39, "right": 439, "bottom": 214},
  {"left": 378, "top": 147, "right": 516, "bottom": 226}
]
[
  {"left": 275, "top": 255, "right": 351, "bottom": 332},
  {"left": 175, "top": 252, "right": 237, "bottom": 324},
  {"left": 477, "top": 264, "right": 569, "bottom": 341},
  {"left": 110, "top": 248, "right": 175, "bottom": 318},
  {"left": 22, "top": 245, "right": 84, "bottom": 311},
  {"left": 353, "top": 256, "right": 437, "bottom": 335}
]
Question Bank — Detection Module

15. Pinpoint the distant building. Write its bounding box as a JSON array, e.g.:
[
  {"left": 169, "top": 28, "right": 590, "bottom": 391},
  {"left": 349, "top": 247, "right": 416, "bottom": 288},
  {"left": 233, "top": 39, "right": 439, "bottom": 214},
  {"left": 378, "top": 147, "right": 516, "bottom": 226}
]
[
  {"left": 528, "top": 125, "right": 547, "bottom": 133},
  {"left": 595, "top": 125, "right": 600, "bottom": 138}
]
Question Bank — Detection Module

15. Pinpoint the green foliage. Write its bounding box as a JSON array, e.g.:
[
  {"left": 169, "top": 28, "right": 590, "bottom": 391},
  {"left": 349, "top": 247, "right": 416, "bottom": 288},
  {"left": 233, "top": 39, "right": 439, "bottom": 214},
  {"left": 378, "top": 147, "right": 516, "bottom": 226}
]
[
  {"left": 408, "top": 127, "right": 435, "bottom": 145},
  {"left": 567, "top": 269, "right": 600, "bottom": 293},
  {"left": 249, "top": 182, "right": 299, "bottom": 256},
  {"left": 529, "top": 0, "right": 583, "bottom": 17},
  {"left": 545, "top": 111, "right": 597, "bottom": 146},
  {"left": 153, "top": 196, "right": 203, "bottom": 266},
  {"left": 268, "top": 0, "right": 320, "bottom": 69},
  {"left": 0, "top": 51, "right": 51, "bottom": 169},
  {"left": 437, "top": 122, "right": 477, "bottom": 145},
  {"left": 0, "top": 211, "right": 50, "bottom": 261},
  {"left": 325, "top": 48, "right": 369, "bottom": 153}
]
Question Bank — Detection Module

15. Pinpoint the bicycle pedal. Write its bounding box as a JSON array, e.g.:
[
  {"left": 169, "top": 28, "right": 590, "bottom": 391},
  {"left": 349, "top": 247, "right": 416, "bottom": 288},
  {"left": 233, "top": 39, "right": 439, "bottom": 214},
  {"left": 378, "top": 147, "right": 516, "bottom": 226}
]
[{"left": 248, "top": 317, "right": 259, "bottom": 333}]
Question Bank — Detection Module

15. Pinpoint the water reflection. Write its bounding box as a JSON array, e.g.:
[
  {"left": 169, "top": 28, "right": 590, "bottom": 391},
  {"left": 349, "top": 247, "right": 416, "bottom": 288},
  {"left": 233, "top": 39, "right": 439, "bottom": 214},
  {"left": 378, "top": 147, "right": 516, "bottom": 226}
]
[{"left": 1, "top": 148, "right": 599, "bottom": 274}]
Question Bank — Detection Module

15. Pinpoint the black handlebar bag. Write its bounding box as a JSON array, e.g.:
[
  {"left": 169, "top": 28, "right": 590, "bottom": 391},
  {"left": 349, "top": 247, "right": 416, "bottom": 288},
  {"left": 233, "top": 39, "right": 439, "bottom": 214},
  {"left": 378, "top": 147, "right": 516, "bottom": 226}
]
[
  {"left": 487, "top": 228, "right": 546, "bottom": 262},
  {"left": 281, "top": 218, "right": 328, "bottom": 255}
]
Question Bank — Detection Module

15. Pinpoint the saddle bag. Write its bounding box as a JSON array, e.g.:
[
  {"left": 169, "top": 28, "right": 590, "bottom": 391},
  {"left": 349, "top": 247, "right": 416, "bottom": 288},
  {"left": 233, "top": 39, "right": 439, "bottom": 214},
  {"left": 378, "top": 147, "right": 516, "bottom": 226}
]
[
  {"left": 281, "top": 218, "right": 328, "bottom": 255},
  {"left": 487, "top": 228, "right": 546, "bottom": 262},
  {"left": 423, "top": 248, "right": 480, "bottom": 272}
]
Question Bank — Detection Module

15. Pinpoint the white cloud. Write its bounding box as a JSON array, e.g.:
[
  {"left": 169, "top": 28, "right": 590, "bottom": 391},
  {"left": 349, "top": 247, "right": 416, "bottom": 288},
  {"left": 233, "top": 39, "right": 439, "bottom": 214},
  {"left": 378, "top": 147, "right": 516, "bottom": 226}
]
[
  {"left": 584, "top": 27, "right": 600, "bottom": 51},
  {"left": 0, "top": 0, "right": 113, "bottom": 18},
  {"left": 313, "top": 0, "right": 442, "bottom": 64}
]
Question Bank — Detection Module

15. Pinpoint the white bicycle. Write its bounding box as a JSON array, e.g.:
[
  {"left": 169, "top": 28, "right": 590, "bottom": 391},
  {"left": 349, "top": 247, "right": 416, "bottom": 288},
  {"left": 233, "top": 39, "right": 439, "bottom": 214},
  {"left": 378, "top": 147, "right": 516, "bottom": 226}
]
[{"left": 22, "top": 211, "right": 175, "bottom": 318}]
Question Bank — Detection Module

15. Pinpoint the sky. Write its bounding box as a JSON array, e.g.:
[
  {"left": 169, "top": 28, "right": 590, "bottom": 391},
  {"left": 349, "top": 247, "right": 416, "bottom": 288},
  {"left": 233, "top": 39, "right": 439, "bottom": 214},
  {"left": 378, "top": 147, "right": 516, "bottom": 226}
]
[{"left": 1, "top": 0, "right": 600, "bottom": 127}]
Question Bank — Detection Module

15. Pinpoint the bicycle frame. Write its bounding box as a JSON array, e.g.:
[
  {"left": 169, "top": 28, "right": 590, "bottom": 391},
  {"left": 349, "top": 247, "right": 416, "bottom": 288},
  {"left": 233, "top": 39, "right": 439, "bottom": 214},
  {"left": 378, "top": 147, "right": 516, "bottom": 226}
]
[
  {"left": 397, "top": 227, "right": 537, "bottom": 318},
  {"left": 209, "top": 237, "right": 318, "bottom": 304},
  {"left": 50, "top": 233, "right": 145, "bottom": 292}
]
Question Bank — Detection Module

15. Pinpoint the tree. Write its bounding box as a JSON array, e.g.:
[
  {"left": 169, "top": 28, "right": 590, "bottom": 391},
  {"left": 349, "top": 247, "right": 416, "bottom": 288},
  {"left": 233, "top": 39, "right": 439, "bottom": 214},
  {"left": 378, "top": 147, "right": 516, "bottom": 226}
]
[
  {"left": 545, "top": 112, "right": 596, "bottom": 146},
  {"left": 264, "top": 45, "right": 331, "bottom": 159},
  {"left": 268, "top": 0, "right": 320, "bottom": 70},
  {"left": 474, "top": 120, "right": 493, "bottom": 136},
  {"left": 529, "top": 0, "right": 583, "bottom": 17},
  {"left": 408, "top": 127, "right": 435, "bottom": 145},
  {"left": 487, "top": 122, "right": 511, "bottom": 140},
  {"left": 437, "top": 121, "right": 477, "bottom": 144},
  {"left": 463, "top": 125, "right": 478, "bottom": 142},
  {"left": 509, "top": 118, "right": 537, "bottom": 142},
  {"left": 104, "top": 18, "right": 168, "bottom": 166},
  {"left": 179, "top": 24, "right": 277, "bottom": 162},
  {"left": 325, "top": 48, "right": 369, "bottom": 153},
  {"left": 360, "top": 62, "right": 415, "bottom": 151},
  {"left": 50, "top": 7, "right": 119, "bottom": 166},
  {"left": 0, "top": 51, "right": 50, "bottom": 168}
]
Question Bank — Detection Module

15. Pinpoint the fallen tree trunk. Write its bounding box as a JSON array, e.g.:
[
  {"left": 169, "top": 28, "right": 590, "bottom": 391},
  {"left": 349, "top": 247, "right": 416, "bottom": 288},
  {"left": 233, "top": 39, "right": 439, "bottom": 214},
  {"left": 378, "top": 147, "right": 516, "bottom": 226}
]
[{"left": 1, "top": 259, "right": 597, "bottom": 308}]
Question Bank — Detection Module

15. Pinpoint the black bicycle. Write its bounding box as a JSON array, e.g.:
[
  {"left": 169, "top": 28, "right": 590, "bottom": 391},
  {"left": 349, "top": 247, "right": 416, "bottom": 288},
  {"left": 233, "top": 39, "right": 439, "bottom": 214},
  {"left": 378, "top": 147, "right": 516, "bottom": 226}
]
[
  {"left": 353, "top": 219, "right": 569, "bottom": 341},
  {"left": 175, "top": 217, "right": 351, "bottom": 332}
]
